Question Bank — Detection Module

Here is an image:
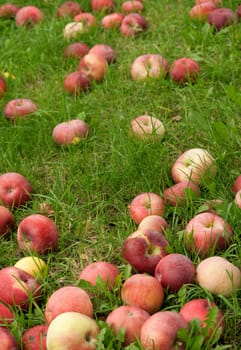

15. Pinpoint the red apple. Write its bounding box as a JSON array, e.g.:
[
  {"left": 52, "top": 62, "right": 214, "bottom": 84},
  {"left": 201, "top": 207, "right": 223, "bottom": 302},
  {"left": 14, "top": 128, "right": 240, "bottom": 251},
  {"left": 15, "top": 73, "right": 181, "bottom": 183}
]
[
  {"left": 89, "top": 44, "right": 116, "bottom": 64},
  {"left": 0, "top": 172, "right": 32, "bottom": 208},
  {"left": 154, "top": 253, "right": 196, "bottom": 292},
  {"left": 45, "top": 285, "right": 93, "bottom": 324},
  {"left": 122, "top": 229, "right": 169, "bottom": 274},
  {"left": 237, "top": 4, "right": 241, "bottom": 20},
  {"left": 74, "top": 12, "right": 97, "bottom": 29},
  {"left": 0, "top": 205, "right": 14, "bottom": 236},
  {"left": 17, "top": 214, "right": 59, "bottom": 254},
  {"left": 232, "top": 174, "right": 241, "bottom": 193},
  {"left": 130, "top": 115, "right": 165, "bottom": 140},
  {"left": 56, "top": 1, "right": 83, "bottom": 18},
  {"left": 131, "top": 54, "right": 168, "bottom": 80},
  {"left": 101, "top": 13, "right": 124, "bottom": 29},
  {"left": 0, "top": 303, "right": 14, "bottom": 325},
  {"left": 64, "top": 42, "right": 90, "bottom": 60},
  {"left": 190, "top": 2, "right": 216, "bottom": 20},
  {"left": 121, "top": 13, "right": 148, "bottom": 37},
  {"left": 163, "top": 180, "right": 200, "bottom": 206},
  {"left": 121, "top": 273, "right": 165, "bottom": 314},
  {"left": 0, "top": 75, "right": 7, "bottom": 98},
  {"left": 207, "top": 7, "right": 235, "bottom": 30},
  {"left": 91, "top": 0, "right": 114, "bottom": 12},
  {"left": 52, "top": 119, "right": 90, "bottom": 146},
  {"left": 15, "top": 6, "right": 44, "bottom": 27},
  {"left": 78, "top": 53, "right": 108, "bottom": 81},
  {"left": 170, "top": 57, "right": 200, "bottom": 84},
  {"left": 4, "top": 98, "right": 38, "bottom": 121},
  {"left": 106, "top": 305, "right": 150, "bottom": 345},
  {"left": 234, "top": 189, "right": 241, "bottom": 208},
  {"left": 138, "top": 215, "right": 168, "bottom": 234},
  {"left": 0, "top": 327, "right": 19, "bottom": 349},
  {"left": 0, "top": 3, "right": 19, "bottom": 18},
  {"left": 122, "top": 1, "right": 144, "bottom": 14},
  {"left": 64, "top": 71, "right": 91, "bottom": 95},
  {"left": 22, "top": 324, "right": 48, "bottom": 350},
  {"left": 129, "top": 192, "right": 165, "bottom": 224}
]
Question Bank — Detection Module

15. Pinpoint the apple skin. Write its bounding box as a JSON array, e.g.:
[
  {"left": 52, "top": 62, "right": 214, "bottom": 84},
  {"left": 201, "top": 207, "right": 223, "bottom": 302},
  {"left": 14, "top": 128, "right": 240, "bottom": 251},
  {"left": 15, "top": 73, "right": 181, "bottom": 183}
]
[
  {"left": 131, "top": 115, "right": 165, "bottom": 140},
  {"left": 122, "top": 1, "right": 144, "bottom": 14},
  {"left": 138, "top": 215, "right": 168, "bottom": 234},
  {"left": 17, "top": 214, "right": 59, "bottom": 254},
  {"left": 78, "top": 261, "right": 119, "bottom": 289},
  {"left": 0, "top": 327, "right": 19, "bottom": 349},
  {"left": 122, "top": 229, "right": 169, "bottom": 275},
  {"left": 129, "top": 192, "right": 165, "bottom": 225},
  {"left": 89, "top": 44, "right": 116, "bottom": 64},
  {"left": 15, "top": 6, "right": 44, "bottom": 27},
  {"left": 140, "top": 310, "right": 188, "bottom": 350},
  {"left": 184, "top": 212, "right": 233, "bottom": 256},
  {"left": 52, "top": 119, "right": 90, "bottom": 146},
  {"left": 207, "top": 8, "right": 235, "bottom": 31},
  {"left": 101, "top": 13, "right": 124, "bottom": 28},
  {"left": 121, "top": 273, "right": 165, "bottom": 314},
  {"left": 171, "top": 148, "right": 217, "bottom": 184},
  {"left": 78, "top": 53, "right": 108, "bottom": 81},
  {"left": 64, "top": 71, "right": 91, "bottom": 95},
  {"left": 170, "top": 57, "right": 200, "bottom": 84},
  {"left": 0, "top": 75, "right": 7, "bottom": 98},
  {"left": 0, "top": 205, "right": 14, "bottom": 236},
  {"left": 131, "top": 54, "right": 168, "bottom": 80},
  {"left": 232, "top": 174, "right": 241, "bottom": 193},
  {"left": 56, "top": 1, "right": 83, "bottom": 18},
  {"left": 0, "top": 303, "right": 14, "bottom": 325},
  {"left": 4, "top": 98, "right": 38, "bottom": 121},
  {"left": 163, "top": 180, "right": 200, "bottom": 206},
  {"left": 234, "top": 189, "right": 241, "bottom": 208},
  {"left": 45, "top": 285, "right": 93, "bottom": 324},
  {"left": 46, "top": 312, "right": 99, "bottom": 350},
  {"left": 64, "top": 42, "right": 90, "bottom": 60},
  {"left": 190, "top": 2, "right": 216, "bottom": 20},
  {"left": 22, "top": 324, "right": 48, "bottom": 350},
  {"left": 196, "top": 256, "right": 241, "bottom": 297},
  {"left": 106, "top": 305, "right": 150, "bottom": 345},
  {"left": 0, "top": 3, "right": 20, "bottom": 18},
  {"left": 154, "top": 253, "right": 196, "bottom": 292},
  {"left": 0, "top": 172, "right": 32, "bottom": 208},
  {"left": 14, "top": 256, "right": 47, "bottom": 280},
  {"left": 121, "top": 13, "right": 148, "bottom": 37},
  {"left": 91, "top": 0, "right": 114, "bottom": 12},
  {"left": 0, "top": 266, "right": 41, "bottom": 308}
]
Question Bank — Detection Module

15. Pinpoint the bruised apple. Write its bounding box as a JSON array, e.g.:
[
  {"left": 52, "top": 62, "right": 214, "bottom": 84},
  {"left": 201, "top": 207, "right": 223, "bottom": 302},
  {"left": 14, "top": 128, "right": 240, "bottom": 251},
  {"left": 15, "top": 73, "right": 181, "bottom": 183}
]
[
  {"left": 101, "top": 13, "right": 124, "bottom": 28},
  {"left": 0, "top": 205, "right": 14, "bottom": 236},
  {"left": 4, "top": 98, "right": 38, "bottom": 121},
  {"left": 121, "top": 13, "right": 148, "bottom": 36},
  {"left": 52, "top": 119, "right": 90, "bottom": 146},
  {"left": 170, "top": 57, "right": 200, "bottom": 84},
  {"left": 163, "top": 180, "right": 200, "bottom": 206},
  {"left": 64, "top": 71, "right": 91, "bottom": 95},
  {"left": 64, "top": 42, "right": 90, "bottom": 60},
  {"left": 56, "top": 1, "right": 83, "bottom": 18},
  {"left": 15, "top": 6, "right": 44, "bottom": 26},
  {"left": 131, "top": 115, "right": 165, "bottom": 140},
  {"left": 78, "top": 53, "right": 108, "bottom": 81},
  {"left": 22, "top": 324, "right": 48, "bottom": 350},
  {"left": 131, "top": 54, "right": 168, "bottom": 80}
]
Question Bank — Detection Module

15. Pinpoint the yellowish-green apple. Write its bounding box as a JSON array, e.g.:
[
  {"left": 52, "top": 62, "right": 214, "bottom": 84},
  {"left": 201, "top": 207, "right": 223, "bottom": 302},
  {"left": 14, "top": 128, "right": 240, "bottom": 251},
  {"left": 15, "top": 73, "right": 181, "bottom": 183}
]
[{"left": 14, "top": 256, "right": 47, "bottom": 280}]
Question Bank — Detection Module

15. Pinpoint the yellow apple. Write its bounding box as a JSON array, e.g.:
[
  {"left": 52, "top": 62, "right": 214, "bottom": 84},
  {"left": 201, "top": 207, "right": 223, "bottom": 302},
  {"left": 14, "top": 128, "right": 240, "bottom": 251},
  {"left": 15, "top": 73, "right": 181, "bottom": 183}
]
[{"left": 14, "top": 256, "right": 47, "bottom": 280}]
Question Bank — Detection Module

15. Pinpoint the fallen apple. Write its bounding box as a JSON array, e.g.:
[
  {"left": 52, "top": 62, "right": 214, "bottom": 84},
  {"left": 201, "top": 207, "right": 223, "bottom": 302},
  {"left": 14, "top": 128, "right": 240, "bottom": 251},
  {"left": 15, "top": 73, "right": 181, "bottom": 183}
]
[
  {"left": 232, "top": 174, "right": 241, "bottom": 193},
  {"left": 0, "top": 3, "right": 19, "bottom": 18},
  {"left": 56, "top": 1, "right": 83, "bottom": 18},
  {"left": 0, "top": 327, "right": 19, "bottom": 349},
  {"left": 121, "top": 13, "right": 148, "bottom": 37},
  {"left": 101, "top": 13, "right": 124, "bottom": 29},
  {"left": 0, "top": 205, "right": 14, "bottom": 236},
  {"left": 138, "top": 215, "right": 168, "bottom": 234},
  {"left": 130, "top": 54, "right": 168, "bottom": 80},
  {"left": 0, "top": 75, "right": 7, "bottom": 98},
  {"left": 131, "top": 115, "right": 165, "bottom": 140},
  {"left": 122, "top": 1, "right": 144, "bottom": 14},
  {"left": 52, "top": 119, "right": 90, "bottom": 146},
  {"left": 74, "top": 12, "right": 97, "bottom": 30},
  {"left": 22, "top": 324, "right": 48, "bottom": 350},
  {"left": 14, "top": 256, "right": 47, "bottom": 280},
  {"left": 163, "top": 180, "right": 200, "bottom": 206},
  {"left": 15, "top": 6, "right": 44, "bottom": 27},
  {"left": 0, "top": 303, "right": 14, "bottom": 325},
  {"left": 64, "top": 42, "right": 90, "bottom": 60},
  {"left": 89, "top": 44, "right": 116, "bottom": 64},
  {"left": 207, "top": 7, "right": 235, "bottom": 31},
  {"left": 64, "top": 71, "right": 91, "bottom": 95},
  {"left": 4, "top": 98, "right": 38, "bottom": 121},
  {"left": 190, "top": 2, "right": 216, "bottom": 20},
  {"left": 170, "top": 57, "right": 200, "bottom": 84},
  {"left": 234, "top": 189, "right": 241, "bottom": 208},
  {"left": 63, "top": 22, "right": 85, "bottom": 40},
  {"left": 78, "top": 53, "right": 108, "bottom": 81},
  {"left": 91, "top": 0, "right": 114, "bottom": 12}
]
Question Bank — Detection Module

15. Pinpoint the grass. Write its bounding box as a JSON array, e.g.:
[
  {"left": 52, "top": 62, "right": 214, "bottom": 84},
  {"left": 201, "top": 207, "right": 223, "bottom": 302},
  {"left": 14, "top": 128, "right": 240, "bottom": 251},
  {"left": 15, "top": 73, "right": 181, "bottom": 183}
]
[{"left": 0, "top": 0, "right": 241, "bottom": 348}]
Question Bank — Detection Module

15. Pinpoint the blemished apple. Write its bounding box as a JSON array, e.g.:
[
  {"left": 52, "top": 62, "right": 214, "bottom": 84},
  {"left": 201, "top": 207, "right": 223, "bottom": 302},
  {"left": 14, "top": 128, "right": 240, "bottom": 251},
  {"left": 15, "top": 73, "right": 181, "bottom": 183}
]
[
  {"left": 46, "top": 312, "right": 99, "bottom": 350},
  {"left": 122, "top": 229, "right": 169, "bottom": 274},
  {"left": 131, "top": 115, "right": 165, "bottom": 140},
  {"left": 89, "top": 44, "right": 116, "bottom": 64},
  {"left": 232, "top": 174, "right": 241, "bottom": 193},
  {"left": 56, "top": 1, "right": 83, "bottom": 18},
  {"left": 130, "top": 54, "right": 168, "bottom": 80},
  {"left": 64, "top": 71, "right": 91, "bottom": 95},
  {"left": 78, "top": 53, "right": 108, "bottom": 81},
  {"left": 122, "top": 1, "right": 144, "bottom": 14},
  {"left": 4, "top": 98, "right": 38, "bottom": 121},
  {"left": 17, "top": 214, "right": 59, "bottom": 254},
  {"left": 138, "top": 215, "right": 169, "bottom": 234},
  {"left": 0, "top": 327, "right": 19, "bottom": 350},
  {"left": 163, "top": 180, "right": 200, "bottom": 206},
  {"left": 0, "top": 266, "right": 41, "bottom": 308},
  {"left": 91, "top": 0, "right": 114, "bottom": 12},
  {"left": 0, "top": 303, "right": 14, "bottom": 325},
  {"left": 140, "top": 311, "right": 188, "bottom": 350},
  {"left": 15, "top": 6, "right": 44, "bottom": 27},
  {"left": 78, "top": 261, "right": 119, "bottom": 289},
  {"left": 63, "top": 22, "right": 85, "bottom": 40},
  {"left": 196, "top": 256, "right": 241, "bottom": 297},
  {"left": 0, "top": 172, "right": 32, "bottom": 208},
  {"left": 234, "top": 189, "right": 241, "bottom": 208},
  {"left": 52, "top": 119, "right": 90, "bottom": 146},
  {"left": 129, "top": 192, "right": 165, "bottom": 224},
  {"left": 64, "top": 42, "right": 90, "bottom": 60},
  {"left": 74, "top": 13, "right": 97, "bottom": 30},
  {"left": 0, "top": 3, "right": 20, "bottom": 18},
  {"left": 0, "top": 75, "right": 7, "bottom": 98},
  {"left": 184, "top": 211, "right": 233, "bottom": 256},
  {"left": 45, "top": 285, "right": 93, "bottom": 324},
  {"left": 121, "top": 273, "right": 165, "bottom": 314},
  {"left": 154, "top": 253, "right": 196, "bottom": 292},
  {"left": 14, "top": 256, "right": 48, "bottom": 280},
  {"left": 0, "top": 205, "right": 14, "bottom": 236},
  {"left": 121, "top": 13, "right": 148, "bottom": 37},
  {"left": 22, "top": 324, "right": 48, "bottom": 350},
  {"left": 101, "top": 13, "right": 124, "bottom": 29},
  {"left": 171, "top": 148, "right": 217, "bottom": 184},
  {"left": 207, "top": 7, "right": 235, "bottom": 31},
  {"left": 106, "top": 305, "right": 150, "bottom": 346},
  {"left": 169, "top": 57, "right": 200, "bottom": 84},
  {"left": 189, "top": 2, "right": 216, "bottom": 20}
]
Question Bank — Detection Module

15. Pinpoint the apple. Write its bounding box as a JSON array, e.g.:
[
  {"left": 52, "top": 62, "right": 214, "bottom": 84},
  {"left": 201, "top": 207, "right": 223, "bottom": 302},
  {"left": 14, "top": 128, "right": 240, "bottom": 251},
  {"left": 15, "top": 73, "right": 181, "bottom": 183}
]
[
  {"left": 130, "top": 54, "right": 168, "bottom": 80},
  {"left": 64, "top": 71, "right": 91, "bottom": 95},
  {"left": 91, "top": 0, "right": 114, "bottom": 12},
  {"left": 0, "top": 327, "right": 19, "bottom": 349},
  {"left": 130, "top": 115, "right": 165, "bottom": 140},
  {"left": 52, "top": 119, "right": 90, "bottom": 146},
  {"left": 0, "top": 205, "right": 14, "bottom": 236},
  {"left": 234, "top": 189, "right": 241, "bottom": 208},
  {"left": 46, "top": 312, "right": 99, "bottom": 350},
  {"left": 237, "top": 4, "right": 241, "bottom": 20},
  {"left": 78, "top": 261, "right": 119, "bottom": 289},
  {"left": 140, "top": 310, "right": 188, "bottom": 350},
  {"left": 0, "top": 172, "right": 32, "bottom": 208},
  {"left": 207, "top": 8, "right": 235, "bottom": 31},
  {"left": 78, "top": 53, "right": 108, "bottom": 81},
  {"left": 45, "top": 285, "right": 93, "bottom": 324},
  {"left": 196, "top": 256, "right": 241, "bottom": 297},
  {"left": 22, "top": 324, "right": 48, "bottom": 350},
  {"left": 232, "top": 174, "right": 241, "bottom": 193},
  {"left": 122, "top": 229, "right": 169, "bottom": 274},
  {"left": 129, "top": 192, "right": 165, "bottom": 224},
  {"left": 56, "top": 1, "right": 83, "bottom": 18},
  {"left": 163, "top": 180, "right": 200, "bottom": 206},
  {"left": 4, "top": 98, "right": 38, "bottom": 121},
  {"left": 89, "top": 44, "right": 116, "bottom": 64},
  {"left": 14, "top": 256, "right": 48, "bottom": 280},
  {"left": 169, "top": 57, "right": 200, "bottom": 84},
  {"left": 74, "top": 13, "right": 97, "bottom": 30},
  {"left": 171, "top": 148, "right": 217, "bottom": 184},
  {"left": 0, "top": 75, "right": 7, "bottom": 98},
  {"left": 0, "top": 303, "right": 14, "bottom": 325},
  {"left": 122, "top": 1, "right": 144, "bottom": 14},
  {"left": 63, "top": 22, "right": 85, "bottom": 40},
  {"left": 15, "top": 6, "right": 44, "bottom": 27},
  {"left": 121, "top": 273, "right": 165, "bottom": 314},
  {"left": 154, "top": 253, "right": 196, "bottom": 292},
  {"left": 106, "top": 305, "right": 150, "bottom": 345},
  {"left": 121, "top": 13, "right": 148, "bottom": 37},
  {"left": 0, "top": 3, "right": 19, "bottom": 18},
  {"left": 190, "top": 2, "right": 216, "bottom": 20},
  {"left": 138, "top": 215, "right": 168, "bottom": 234},
  {"left": 0, "top": 266, "right": 41, "bottom": 308},
  {"left": 64, "top": 42, "right": 90, "bottom": 60},
  {"left": 184, "top": 212, "right": 233, "bottom": 256},
  {"left": 101, "top": 13, "right": 124, "bottom": 29},
  {"left": 17, "top": 214, "right": 59, "bottom": 254}
]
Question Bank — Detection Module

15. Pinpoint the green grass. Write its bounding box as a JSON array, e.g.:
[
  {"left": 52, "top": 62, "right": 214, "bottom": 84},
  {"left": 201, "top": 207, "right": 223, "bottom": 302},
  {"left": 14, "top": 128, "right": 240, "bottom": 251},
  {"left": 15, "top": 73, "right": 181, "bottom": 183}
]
[{"left": 0, "top": 0, "right": 241, "bottom": 349}]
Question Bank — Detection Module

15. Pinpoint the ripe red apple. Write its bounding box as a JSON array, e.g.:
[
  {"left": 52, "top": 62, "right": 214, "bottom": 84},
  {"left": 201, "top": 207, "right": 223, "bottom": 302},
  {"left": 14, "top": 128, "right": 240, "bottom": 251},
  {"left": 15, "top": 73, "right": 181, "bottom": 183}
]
[
  {"left": 140, "top": 311, "right": 188, "bottom": 350},
  {"left": 52, "top": 119, "right": 90, "bottom": 146},
  {"left": 196, "top": 256, "right": 241, "bottom": 297},
  {"left": 45, "top": 285, "right": 93, "bottom": 324},
  {"left": 0, "top": 3, "right": 19, "bottom": 18},
  {"left": 234, "top": 189, "right": 241, "bottom": 208},
  {"left": 121, "top": 13, "right": 148, "bottom": 37},
  {"left": 101, "top": 13, "right": 124, "bottom": 29},
  {"left": 129, "top": 192, "right": 165, "bottom": 224},
  {"left": 190, "top": 2, "right": 216, "bottom": 20},
  {"left": 138, "top": 215, "right": 169, "bottom": 234},
  {"left": 64, "top": 42, "right": 90, "bottom": 60},
  {"left": 170, "top": 57, "right": 200, "bottom": 84},
  {"left": 91, "top": 0, "right": 114, "bottom": 12},
  {"left": 0, "top": 327, "right": 19, "bottom": 349},
  {"left": 163, "top": 180, "right": 200, "bottom": 206},
  {"left": 154, "top": 253, "right": 196, "bottom": 292},
  {"left": 78, "top": 261, "right": 119, "bottom": 289},
  {"left": 232, "top": 174, "right": 241, "bottom": 193},
  {"left": 0, "top": 303, "right": 14, "bottom": 325},
  {"left": 0, "top": 205, "right": 14, "bottom": 236},
  {"left": 4, "top": 98, "right": 37, "bottom": 121},
  {"left": 17, "top": 214, "right": 59, "bottom": 254},
  {"left": 0, "top": 266, "right": 41, "bottom": 308},
  {"left": 184, "top": 212, "right": 233, "bottom": 256},
  {"left": 121, "top": 273, "right": 165, "bottom": 314},
  {"left": 122, "top": 229, "right": 169, "bottom": 274},
  {"left": 0, "top": 172, "right": 32, "bottom": 208},
  {"left": 130, "top": 54, "right": 168, "bottom": 80},
  {"left": 122, "top": 1, "right": 144, "bottom": 14},
  {"left": 64, "top": 71, "right": 91, "bottom": 95},
  {"left": 22, "top": 324, "right": 48, "bottom": 350},
  {"left": 0, "top": 75, "right": 7, "bottom": 98},
  {"left": 56, "top": 1, "right": 83, "bottom": 18},
  {"left": 131, "top": 115, "right": 165, "bottom": 140},
  {"left": 89, "top": 44, "right": 116, "bottom": 64},
  {"left": 78, "top": 53, "right": 108, "bottom": 81},
  {"left": 207, "top": 7, "right": 235, "bottom": 31},
  {"left": 15, "top": 6, "right": 44, "bottom": 26},
  {"left": 74, "top": 12, "right": 97, "bottom": 29},
  {"left": 106, "top": 305, "right": 150, "bottom": 345}
]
